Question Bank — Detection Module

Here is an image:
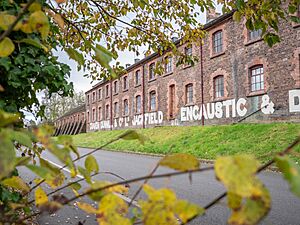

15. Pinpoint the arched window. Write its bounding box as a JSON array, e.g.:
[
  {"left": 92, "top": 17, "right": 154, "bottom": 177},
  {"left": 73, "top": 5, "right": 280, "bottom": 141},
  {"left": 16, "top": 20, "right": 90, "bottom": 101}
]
[
  {"left": 123, "top": 76, "right": 128, "bottom": 90},
  {"left": 136, "top": 95, "right": 141, "bottom": 113},
  {"left": 214, "top": 75, "right": 224, "bottom": 98},
  {"left": 98, "top": 107, "right": 102, "bottom": 121},
  {"left": 250, "top": 65, "right": 264, "bottom": 92},
  {"left": 185, "top": 84, "right": 193, "bottom": 104},
  {"left": 165, "top": 56, "right": 173, "bottom": 73},
  {"left": 105, "top": 85, "right": 109, "bottom": 97},
  {"left": 98, "top": 88, "right": 102, "bottom": 100},
  {"left": 213, "top": 30, "right": 223, "bottom": 54},
  {"left": 150, "top": 91, "right": 156, "bottom": 111},
  {"left": 113, "top": 102, "right": 119, "bottom": 117},
  {"left": 105, "top": 104, "right": 110, "bottom": 119},
  {"left": 113, "top": 81, "right": 118, "bottom": 94},
  {"left": 124, "top": 99, "right": 129, "bottom": 116},
  {"left": 149, "top": 63, "right": 155, "bottom": 80},
  {"left": 135, "top": 70, "right": 141, "bottom": 86}
]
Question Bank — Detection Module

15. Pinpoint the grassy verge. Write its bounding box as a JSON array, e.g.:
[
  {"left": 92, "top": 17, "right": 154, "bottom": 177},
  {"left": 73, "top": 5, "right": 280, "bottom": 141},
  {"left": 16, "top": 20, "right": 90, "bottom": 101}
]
[{"left": 65, "top": 123, "right": 300, "bottom": 163}]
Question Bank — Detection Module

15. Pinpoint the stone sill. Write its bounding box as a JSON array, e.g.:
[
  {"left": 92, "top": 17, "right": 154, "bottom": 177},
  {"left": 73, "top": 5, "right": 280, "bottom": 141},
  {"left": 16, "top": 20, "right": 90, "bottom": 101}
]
[
  {"left": 163, "top": 71, "right": 173, "bottom": 77},
  {"left": 148, "top": 78, "right": 157, "bottom": 83},
  {"left": 244, "top": 38, "right": 263, "bottom": 46},
  {"left": 210, "top": 51, "right": 225, "bottom": 59},
  {"left": 246, "top": 90, "right": 266, "bottom": 97}
]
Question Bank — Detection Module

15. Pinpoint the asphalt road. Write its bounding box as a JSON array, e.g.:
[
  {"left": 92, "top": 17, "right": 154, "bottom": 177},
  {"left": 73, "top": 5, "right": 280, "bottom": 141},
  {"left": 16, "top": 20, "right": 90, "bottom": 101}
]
[{"left": 18, "top": 147, "right": 300, "bottom": 225}]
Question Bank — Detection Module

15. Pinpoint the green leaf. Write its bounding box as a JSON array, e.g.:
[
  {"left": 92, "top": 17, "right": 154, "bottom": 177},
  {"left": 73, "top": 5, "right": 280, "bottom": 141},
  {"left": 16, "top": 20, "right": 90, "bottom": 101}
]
[
  {"left": 215, "top": 155, "right": 260, "bottom": 197},
  {"left": 10, "top": 130, "right": 32, "bottom": 147},
  {"left": 78, "top": 166, "right": 91, "bottom": 184},
  {"left": 1, "top": 176, "right": 30, "bottom": 193},
  {"left": 14, "top": 156, "right": 31, "bottom": 167},
  {"left": 0, "top": 37, "right": 15, "bottom": 57},
  {"left": 159, "top": 153, "right": 199, "bottom": 171},
  {"left": 19, "top": 38, "right": 48, "bottom": 52},
  {"left": 275, "top": 155, "right": 300, "bottom": 198},
  {"left": 26, "top": 165, "right": 53, "bottom": 180},
  {"left": 85, "top": 155, "right": 99, "bottom": 173},
  {"left": 227, "top": 192, "right": 242, "bottom": 210},
  {"left": 69, "top": 182, "right": 81, "bottom": 191},
  {"left": 0, "top": 130, "right": 16, "bottom": 180},
  {"left": 0, "top": 110, "right": 19, "bottom": 127},
  {"left": 120, "top": 130, "right": 147, "bottom": 144},
  {"left": 65, "top": 48, "right": 84, "bottom": 66},
  {"left": 0, "top": 13, "right": 16, "bottom": 30}
]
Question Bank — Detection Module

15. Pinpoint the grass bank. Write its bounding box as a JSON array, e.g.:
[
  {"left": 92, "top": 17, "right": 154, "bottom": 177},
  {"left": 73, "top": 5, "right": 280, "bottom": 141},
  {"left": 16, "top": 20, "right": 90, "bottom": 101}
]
[{"left": 66, "top": 123, "right": 300, "bottom": 163}]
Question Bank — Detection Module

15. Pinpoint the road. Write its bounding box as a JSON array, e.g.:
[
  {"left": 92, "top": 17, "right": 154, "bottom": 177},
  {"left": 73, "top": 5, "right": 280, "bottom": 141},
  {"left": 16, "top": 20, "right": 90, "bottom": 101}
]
[{"left": 18, "top": 147, "right": 300, "bottom": 225}]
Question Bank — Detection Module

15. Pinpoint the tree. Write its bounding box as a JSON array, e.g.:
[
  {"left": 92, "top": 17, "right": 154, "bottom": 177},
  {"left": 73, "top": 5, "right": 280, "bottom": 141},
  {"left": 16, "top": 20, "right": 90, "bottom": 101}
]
[
  {"left": 0, "top": 0, "right": 73, "bottom": 119},
  {"left": 42, "top": 90, "right": 85, "bottom": 122},
  {"left": 0, "top": 0, "right": 300, "bottom": 225}
]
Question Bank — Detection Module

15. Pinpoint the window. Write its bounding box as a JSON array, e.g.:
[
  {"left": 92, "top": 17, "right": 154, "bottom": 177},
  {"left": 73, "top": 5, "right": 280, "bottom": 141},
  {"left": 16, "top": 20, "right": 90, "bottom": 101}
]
[
  {"left": 98, "top": 89, "right": 102, "bottom": 100},
  {"left": 123, "top": 76, "right": 128, "bottom": 90},
  {"left": 105, "top": 104, "right": 110, "bottom": 119},
  {"left": 136, "top": 95, "right": 141, "bottom": 113},
  {"left": 114, "top": 102, "right": 119, "bottom": 117},
  {"left": 87, "top": 95, "right": 90, "bottom": 105},
  {"left": 87, "top": 111, "right": 90, "bottom": 123},
  {"left": 165, "top": 56, "right": 173, "bottom": 74},
  {"left": 124, "top": 99, "right": 129, "bottom": 115},
  {"left": 214, "top": 76, "right": 224, "bottom": 98},
  {"left": 92, "top": 108, "right": 96, "bottom": 122},
  {"left": 149, "top": 63, "right": 155, "bottom": 80},
  {"left": 250, "top": 65, "right": 264, "bottom": 92},
  {"left": 135, "top": 70, "right": 141, "bottom": 86},
  {"left": 185, "top": 45, "right": 192, "bottom": 56},
  {"left": 248, "top": 29, "right": 262, "bottom": 41},
  {"left": 169, "top": 85, "right": 175, "bottom": 118},
  {"left": 98, "top": 107, "right": 102, "bottom": 121},
  {"left": 186, "top": 84, "right": 193, "bottom": 104},
  {"left": 105, "top": 85, "right": 109, "bottom": 97},
  {"left": 113, "top": 81, "right": 118, "bottom": 94},
  {"left": 213, "top": 30, "right": 223, "bottom": 54},
  {"left": 92, "top": 92, "right": 96, "bottom": 102},
  {"left": 150, "top": 91, "right": 156, "bottom": 111}
]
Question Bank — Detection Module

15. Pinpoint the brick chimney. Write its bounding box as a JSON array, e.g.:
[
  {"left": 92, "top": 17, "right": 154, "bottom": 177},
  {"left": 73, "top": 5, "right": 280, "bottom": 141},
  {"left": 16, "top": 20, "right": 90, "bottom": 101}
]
[{"left": 206, "top": 8, "right": 221, "bottom": 23}]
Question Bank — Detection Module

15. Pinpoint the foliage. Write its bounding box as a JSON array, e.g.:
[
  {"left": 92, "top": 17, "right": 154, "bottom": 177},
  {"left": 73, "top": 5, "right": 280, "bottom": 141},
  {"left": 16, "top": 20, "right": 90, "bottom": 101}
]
[{"left": 0, "top": 0, "right": 73, "bottom": 119}]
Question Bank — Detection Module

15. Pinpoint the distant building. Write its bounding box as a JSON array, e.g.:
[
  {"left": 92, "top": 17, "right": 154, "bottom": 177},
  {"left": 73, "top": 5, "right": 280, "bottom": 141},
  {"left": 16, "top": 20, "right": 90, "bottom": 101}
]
[{"left": 55, "top": 10, "right": 300, "bottom": 134}]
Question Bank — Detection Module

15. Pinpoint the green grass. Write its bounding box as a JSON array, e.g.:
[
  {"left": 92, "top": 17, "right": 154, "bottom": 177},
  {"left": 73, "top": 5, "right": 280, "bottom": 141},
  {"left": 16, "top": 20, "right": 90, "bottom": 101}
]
[{"left": 66, "top": 123, "right": 300, "bottom": 163}]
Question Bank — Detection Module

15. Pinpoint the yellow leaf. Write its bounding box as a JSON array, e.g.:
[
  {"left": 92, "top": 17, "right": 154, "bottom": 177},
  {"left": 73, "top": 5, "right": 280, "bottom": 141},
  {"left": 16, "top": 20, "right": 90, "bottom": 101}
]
[
  {"left": 77, "top": 202, "right": 98, "bottom": 214},
  {"left": 85, "top": 155, "right": 99, "bottom": 173},
  {"left": 174, "top": 200, "right": 204, "bottom": 223},
  {"left": 20, "top": 20, "right": 33, "bottom": 33},
  {"left": 28, "top": 2, "right": 42, "bottom": 12},
  {"left": 1, "top": 176, "right": 30, "bottom": 193},
  {"left": 0, "top": 13, "right": 16, "bottom": 30},
  {"left": 29, "top": 10, "right": 50, "bottom": 39},
  {"left": 35, "top": 187, "right": 48, "bottom": 206},
  {"left": 97, "top": 194, "right": 131, "bottom": 225},
  {"left": 0, "top": 37, "right": 15, "bottom": 57},
  {"left": 215, "top": 155, "right": 260, "bottom": 197},
  {"left": 159, "top": 153, "right": 200, "bottom": 171}
]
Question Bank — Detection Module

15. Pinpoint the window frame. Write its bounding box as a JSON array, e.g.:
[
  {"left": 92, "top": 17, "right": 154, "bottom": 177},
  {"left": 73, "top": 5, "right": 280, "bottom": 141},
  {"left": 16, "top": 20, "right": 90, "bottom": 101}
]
[
  {"left": 248, "top": 29, "right": 262, "bottom": 41},
  {"left": 212, "top": 30, "right": 223, "bottom": 54},
  {"left": 123, "top": 76, "right": 128, "bottom": 91},
  {"left": 165, "top": 56, "right": 173, "bottom": 74},
  {"left": 98, "top": 106, "right": 102, "bottom": 121},
  {"left": 105, "top": 104, "right": 110, "bottom": 120},
  {"left": 105, "top": 85, "right": 109, "bottom": 98},
  {"left": 149, "top": 63, "right": 155, "bottom": 81},
  {"left": 149, "top": 91, "right": 156, "bottom": 111},
  {"left": 135, "top": 70, "right": 141, "bottom": 86},
  {"left": 135, "top": 95, "right": 142, "bottom": 114},
  {"left": 113, "top": 102, "right": 119, "bottom": 117},
  {"left": 113, "top": 81, "right": 118, "bottom": 94},
  {"left": 123, "top": 99, "right": 129, "bottom": 116},
  {"left": 214, "top": 75, "right": 225, "bottom": 99},
  {"left": 98, "top": 89, "right": 102, "bottom": 100},
  {"left": 250, "top": 65, "right": 264, "bottom": 92},
  {"left": 185, "top": 83, "right": 194, "bottom": 105}
]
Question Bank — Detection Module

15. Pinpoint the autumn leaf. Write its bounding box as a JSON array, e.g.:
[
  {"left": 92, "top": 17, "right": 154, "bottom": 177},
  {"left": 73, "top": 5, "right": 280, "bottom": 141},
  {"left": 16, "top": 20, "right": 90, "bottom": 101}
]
[
  {"left": 0, "top": 37, "right": 15, "bottom": 57},
  {"left": 1, "top": 176, "right": 30, "bottom": 193},
  {"left": 85, "top": 155, "right": 99, "bottom": 173},
  {"left": 159, "top": 153, "right": 200, "bottom": 171},
  {"left": 35, "top": 187, "right": 48, "bottom": 207}
]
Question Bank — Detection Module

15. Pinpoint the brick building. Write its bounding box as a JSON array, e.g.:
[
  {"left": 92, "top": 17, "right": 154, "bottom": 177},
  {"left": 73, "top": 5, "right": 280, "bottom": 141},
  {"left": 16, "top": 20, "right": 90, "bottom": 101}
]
[{"left": 55, "top": 10, "right": 300, "bottom": 134}]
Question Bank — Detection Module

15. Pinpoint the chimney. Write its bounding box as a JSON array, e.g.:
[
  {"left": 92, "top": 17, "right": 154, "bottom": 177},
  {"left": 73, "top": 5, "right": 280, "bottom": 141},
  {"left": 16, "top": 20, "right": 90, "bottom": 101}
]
[
  {"left": 171, "top": 36, "right": 178, "bottom": 43},
  {"left": 134, "top": 58, "right": 140, "bottom": 63},
  {"left": 126, "top": 63, "right": 131, "bottom": 68},
  {"left": 206, "top": 8, "right": 221, "bottom": 23}
]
